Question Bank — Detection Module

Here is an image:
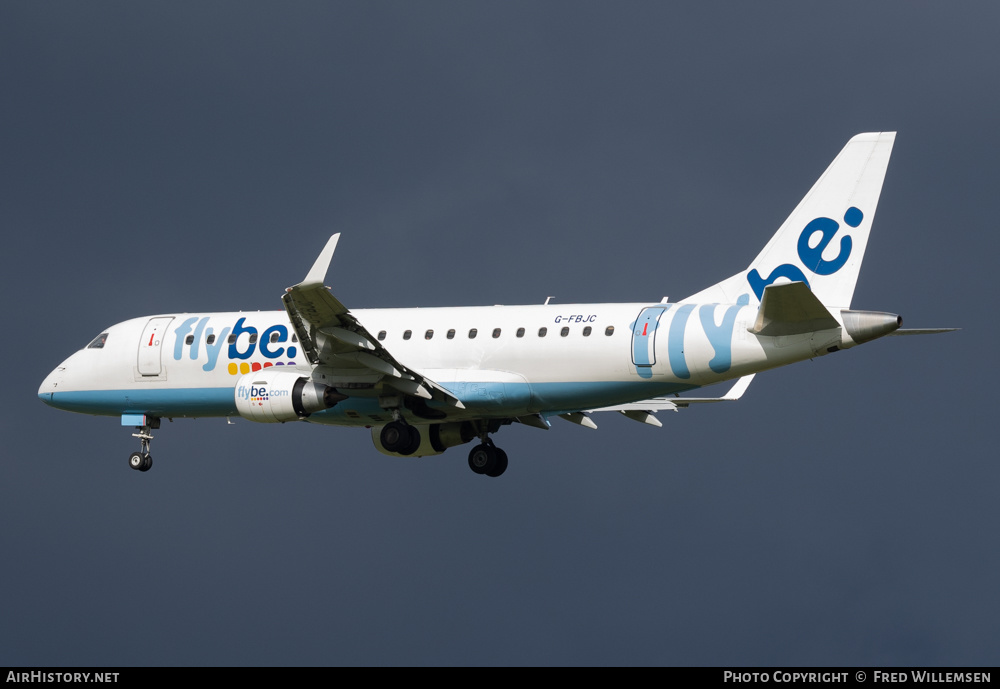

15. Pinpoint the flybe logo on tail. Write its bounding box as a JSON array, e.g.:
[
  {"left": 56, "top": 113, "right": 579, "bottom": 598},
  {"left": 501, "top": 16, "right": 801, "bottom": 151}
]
[
  {"left": 630, "top": 295, "right": 749, "bottom": 379},
  {"left": 746, "top": 207, "right": 863, "bottom": 301}
]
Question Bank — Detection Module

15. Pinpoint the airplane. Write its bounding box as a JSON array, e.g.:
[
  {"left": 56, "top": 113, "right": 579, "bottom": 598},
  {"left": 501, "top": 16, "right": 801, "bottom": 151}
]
[{"left": 38, "top": 132, "right": 955, "bottom": 477}]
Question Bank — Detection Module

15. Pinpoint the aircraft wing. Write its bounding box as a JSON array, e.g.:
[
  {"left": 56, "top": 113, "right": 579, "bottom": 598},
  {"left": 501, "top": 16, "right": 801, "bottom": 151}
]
[
  {"left": 585, "top": 375, "right": 756, "bottom": 427},
  {"left": 281, "top": 235, "right": 464, "bottom": 409}
]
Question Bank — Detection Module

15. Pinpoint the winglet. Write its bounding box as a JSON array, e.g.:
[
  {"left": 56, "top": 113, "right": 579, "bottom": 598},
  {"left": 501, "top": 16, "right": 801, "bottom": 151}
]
[
  {"left": 299, "top": 234, "right": 341, "bottom": 287},
  {"left": 673, "top": 374, "right": 756, "bottom": 404},
  {"left": 718, "top": 373, "right": 755, "bottom": 400}
]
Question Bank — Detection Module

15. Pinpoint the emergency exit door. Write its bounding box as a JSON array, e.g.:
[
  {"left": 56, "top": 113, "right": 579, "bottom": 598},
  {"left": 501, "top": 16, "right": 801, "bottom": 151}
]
[{"left": 631, "top": 306, "right": 669, "bottom": 369}]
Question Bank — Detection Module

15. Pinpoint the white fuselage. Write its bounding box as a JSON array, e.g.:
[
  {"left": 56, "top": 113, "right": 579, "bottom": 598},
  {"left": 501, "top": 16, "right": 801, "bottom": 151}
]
[{"left": 38, "top": 300, "right": 845, "bottom": 427}]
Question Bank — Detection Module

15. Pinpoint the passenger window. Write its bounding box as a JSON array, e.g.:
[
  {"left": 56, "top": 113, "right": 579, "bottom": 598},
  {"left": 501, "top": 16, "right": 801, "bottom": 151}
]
[
  {"left": 87, "top": 333, "right": 108, "bottom": 349},
  {"left": 516, "top": 328, "right": 525, "bottom": 338},
  {"left": 207, "top": 334, "right": 216, "bottom": 345},
  {"left": 538, "top": 327, "right": 547, "bottom": 337},
  {"left": 378, "top": 331, "right": 386, "bottom": 341},
  {"left": 292, "top": 335, "right": 298, "bottom": 342},
  {"left": 492, "top": 328, "right": 501, "bottom": 338},
  {"left": 228, "top": 334, "right": 237, "bottom": 344},
  {"left": 561, "top": 327, "right": 569, "bottom": 337},
  {"left": 185, "top": 335, "right": 195, "bottom": 345},
  {"left": 582, "top": 326, "right": 592, "bottom": 337},
  {"left": 425, "top": 330, "right": 434, "bottom": 340},
  {"left": 403, "top": 330, "right": 412, "bottom": 340},
  {"left": 469, "top": 329, "right": 478, "bottom": 339},
  {"left": 605, "top": 326, "right": 615, "bottom": 336},
  {"left": 270, "top": 332, "right": 280, "bottom": 343},
  {"left": 249, "top": 333, "right": 258, "bottom": 344},
  {"left": 447, "top": 329, "right": 456, "bottom": 339}
]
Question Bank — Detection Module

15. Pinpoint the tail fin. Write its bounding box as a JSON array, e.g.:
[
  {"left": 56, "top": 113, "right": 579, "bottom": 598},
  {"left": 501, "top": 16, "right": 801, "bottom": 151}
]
[{"left": 684, "top": 132, "right": 896, "bottom": 309}]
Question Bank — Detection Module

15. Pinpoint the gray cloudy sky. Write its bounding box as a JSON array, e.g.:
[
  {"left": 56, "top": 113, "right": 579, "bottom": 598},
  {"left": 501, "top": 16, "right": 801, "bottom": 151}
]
[{"left": 2, "top": 2, "right": 996, "bottom": 666}]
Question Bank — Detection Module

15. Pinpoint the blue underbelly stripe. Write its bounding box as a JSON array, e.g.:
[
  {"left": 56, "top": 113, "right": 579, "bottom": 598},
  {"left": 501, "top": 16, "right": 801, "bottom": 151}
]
[
  {"left": 41, "top": 379, "right": 701, "bottom": 419},
  {"left": 42, "top": 388, "right": 237, "bottom": 417}
]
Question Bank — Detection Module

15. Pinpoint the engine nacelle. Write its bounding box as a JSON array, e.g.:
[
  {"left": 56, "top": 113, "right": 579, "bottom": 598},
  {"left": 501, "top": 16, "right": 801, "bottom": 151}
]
[
  {"left": 370, "top": 421, "right": 477, "bottom": 458},
  {"left": 235, "top": 370, "right": 343, "bottom": 423}
]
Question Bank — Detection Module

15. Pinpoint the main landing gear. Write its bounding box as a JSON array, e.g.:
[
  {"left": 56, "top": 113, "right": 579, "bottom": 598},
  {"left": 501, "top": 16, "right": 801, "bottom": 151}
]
[
  {"left": 128, "top": 417, "right": 159, "bottom": 472},
  {"left": 468, "top": 439, "right": 508, "bottom": 478},
  {"left": 383, "top": 414, "right": 511, "bottom": 477}
]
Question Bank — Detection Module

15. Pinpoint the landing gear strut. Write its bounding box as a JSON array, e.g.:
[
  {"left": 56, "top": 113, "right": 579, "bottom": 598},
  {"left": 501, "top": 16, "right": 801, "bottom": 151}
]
[
  {"left": 467, "top": 438, "right": 508, "bottom": 478},
  {"left": 128, "top": 417, "right": 159, "bottom": 472}
]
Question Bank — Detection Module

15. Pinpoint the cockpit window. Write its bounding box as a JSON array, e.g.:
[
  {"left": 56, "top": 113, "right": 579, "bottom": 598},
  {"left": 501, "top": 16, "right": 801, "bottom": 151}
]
[{"left": 87, "top": 333, "right": 109, "bottom": 349}]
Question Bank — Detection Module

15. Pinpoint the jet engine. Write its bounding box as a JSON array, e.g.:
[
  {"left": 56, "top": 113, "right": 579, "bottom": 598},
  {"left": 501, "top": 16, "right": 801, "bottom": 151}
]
[{"left": 235, "top": 369, "right": 345, "bottom": 423}]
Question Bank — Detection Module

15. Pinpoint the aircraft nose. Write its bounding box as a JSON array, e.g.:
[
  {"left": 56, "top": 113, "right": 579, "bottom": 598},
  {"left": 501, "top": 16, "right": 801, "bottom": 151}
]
[{"left": 38, "top": 366, "right": 64, "bottom": 406}]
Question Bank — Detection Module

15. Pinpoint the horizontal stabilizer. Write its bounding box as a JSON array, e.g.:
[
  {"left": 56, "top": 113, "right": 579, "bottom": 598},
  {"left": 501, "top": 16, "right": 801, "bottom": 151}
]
[{"left": 750, "top": 282, "right": 839, "bottom": 336}]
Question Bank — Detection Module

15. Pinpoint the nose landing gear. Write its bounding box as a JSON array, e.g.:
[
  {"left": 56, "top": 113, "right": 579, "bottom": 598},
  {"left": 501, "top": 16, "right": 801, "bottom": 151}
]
[
  {"left": 128, "top": 450, "right": 152, "bottom": 472},
  {"left": 128, "top": 417, "right": 159, "bottom": 472}
]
